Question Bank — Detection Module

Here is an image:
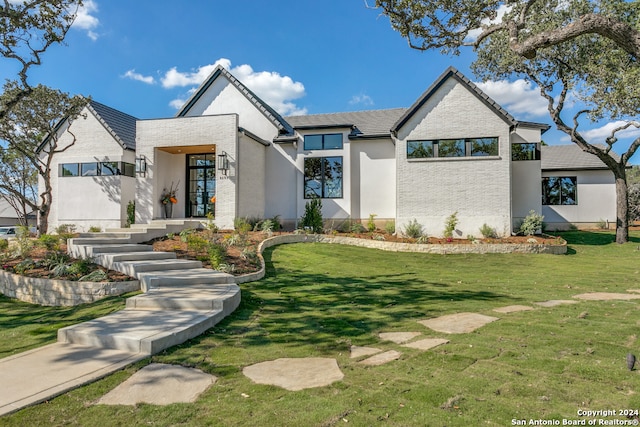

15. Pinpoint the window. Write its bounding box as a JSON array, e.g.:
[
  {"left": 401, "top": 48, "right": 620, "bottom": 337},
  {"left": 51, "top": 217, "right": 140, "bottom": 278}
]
[
  {"left": 407, "top": 137, "right": 498, "bottom": 158},
  {"left": 59, "top": 163, "right": 79, "bottom": 177},
  {"left": 100, "top": 162, "right": 120, "bottom": 176},
  {"left": 303, "top": 133, "right": 343, "bottom": 150},
  {"left": 542, "top": 177, "right": 577, "bottom": 205},
  {"left": 304, "top": 156, "right": 343, "bottom": 198},
  {"left": 81, "top": 163, "right": 98, "bottom": 176},
  {"left": 123, "top": 162, "right": 135, "bottom": 177},
  {"left": 512, "top": 143, "right": 540, "bottom": 160}
]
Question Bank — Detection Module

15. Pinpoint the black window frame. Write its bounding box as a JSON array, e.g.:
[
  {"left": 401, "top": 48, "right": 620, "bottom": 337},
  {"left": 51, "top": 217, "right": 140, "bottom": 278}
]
[
  {"left": 59, "top": 163, "right": 79, "bottom": 177},
  {"left": 512, "top": 143, "right": 541, "bottom": 161},
  {"left": 407, "top": 137, "right": 499, "bottom": 159},
  {"left": 59, "top": 161, "right": 136, "bottom": 178},
  {"left": 542, "top": 176, "right": 578, "bottom": 205},
  {"left": 304, "top": 156, "right": 343, "bottom": 199},
  {"left": 303, "top": 133, "right": 343, "bottom": 150}
]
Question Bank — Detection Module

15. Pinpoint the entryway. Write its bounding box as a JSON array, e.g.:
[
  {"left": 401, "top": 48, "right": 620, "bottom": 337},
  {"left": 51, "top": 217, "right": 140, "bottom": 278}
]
[{"left": 186, "top": 153, "right": 216, "bottom": 217}]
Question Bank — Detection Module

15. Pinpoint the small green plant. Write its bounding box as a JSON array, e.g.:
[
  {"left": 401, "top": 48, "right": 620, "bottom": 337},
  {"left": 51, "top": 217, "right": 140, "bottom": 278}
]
[
  {"left": 467, "top": 234, "right": 477, "bottom": 243},
  {"left": 0, "top": 239, "right": 8, "bottom": 252},
  {"left": 241, "top": 247, "right": 260, "bottom": 265},
  {"left": 520, "top": 210, "right": 544, "bottom": 236},
  {"left": 14, "top": 226, "right": 33, "bottom": 257},
  {"left": 260, "top": 219, "right": 275, "bottom": 237},
  {"left": 88, "top": 226, "right": 101, "bottom": 233},
  {"left": 79, "top": 269, "right": 108, "bottom": 282},
  {"left": 42, "top": 251, "right": 71, "bottom": 270},
  {"left": 179, "top": 228, "right": 196, "bottom": 242},
  {"left": 404, "top": 219, "right": 424, "bottom": 238},
  {"left": 300, "top": 198, "right": 323, "bottom": 233},
  {"left": 350, "top": 222, "right": 366, "bottom": 233},
  {"left": 38, "top": 234, "right": 60, "bottom": 251},
  {"left": 208, "top": 243, "right": 227, "bottom": 269},
  {"left": 125, "top": 200, "right": 135, "bottom": 228},
  {"left": 14, "top": 258, "right": 35, "bottom": 275},
  {"left": 416, "top": 235, "right": 429, "bottom": 244},
  {"left": 234, "top": 217, "right": 252, "bottom": 234},
  {"left": 443, "top": 211, "right": 459, "bottom": 238},
  {"left": 384, "top": 221, "right": 395, "bottom": 235},
  {"left": 186, "top": 234, "right": 209, "bottom": 254},
  {"left": 56, "top": 224, "right": 76, "bottom": 240},
  {"left": 367, "top": 214, "right": 377, "bottom": 232},
  {"left": 270, "top": 215, "right": 282, "bottom": 231},
  {"left": 217, "top": 263, "right": 236, "bottom": 274},
  {"left": 68, "top": 258, "right": 94, "bottom": 277},
  {"left": 205, "top": 212, "right": 219, "bottom": 233},
  {"left": 371, "top": 233, "right": 385, "bottom": 241},
  {"left": 596, "top": 219, "right": 608, "bottom": 230},
  {"left": 479, "top": 223, "right": 497, "bottom": 239}
]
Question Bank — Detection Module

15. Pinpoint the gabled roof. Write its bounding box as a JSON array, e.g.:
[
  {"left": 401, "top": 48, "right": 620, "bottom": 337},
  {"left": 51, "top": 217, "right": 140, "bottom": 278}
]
[
  {"left": 176, "top": 65, "right": 294, "bottom": 136},
  {"left": 286, "top": 108, "right": 407, "bottom": 138},
  {"left": 541, "top": 145, "right": 612, "bottom": 171},
  {"left": 391, "top": 66, "right": 548, "bottom": 134},
  {"left": 87, "top": 100, "right": 138, "bottom": 150}
]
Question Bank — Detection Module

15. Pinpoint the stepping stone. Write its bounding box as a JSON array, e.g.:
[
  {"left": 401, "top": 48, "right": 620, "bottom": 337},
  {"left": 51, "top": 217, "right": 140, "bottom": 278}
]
[
  {"left": 418, "top": 312, "right": 499, "bottom": 334},
  {"left": 350, "top": 345, "right": 382, "bottom": 359},
  {"left": 535, "top": 300, "right": 579, "bottom": 307},
  {"left": 97, "top": 363, "right": 215, "bottom": 405},
  {"left": 401, "top": 338, "right": 449, "bottom": 351},
  {"left": 493, "top": 305, "right": 534, "bottom": 314},
  {"left": 378, "top": 332, "right": 421, "bottom": 344},
  {"left": 359, "top": 350, "right": 402, "bottom": 366},
  {"left": 573, "top": 292, "right": 640, "bottom": 301},
  {"left": 243, "top": 358, "right": 343, "bottom": 391}
]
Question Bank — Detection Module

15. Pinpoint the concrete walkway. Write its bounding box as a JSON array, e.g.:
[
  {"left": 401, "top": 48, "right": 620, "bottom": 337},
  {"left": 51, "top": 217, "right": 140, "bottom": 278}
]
[{"left": 0, "top": 220, "right": 241, "bottom": 416}]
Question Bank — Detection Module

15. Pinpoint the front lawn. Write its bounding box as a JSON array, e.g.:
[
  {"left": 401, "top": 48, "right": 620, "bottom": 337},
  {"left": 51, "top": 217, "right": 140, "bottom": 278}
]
[{"left": 1, "top": 231, "right": 639, "bottom": 426}]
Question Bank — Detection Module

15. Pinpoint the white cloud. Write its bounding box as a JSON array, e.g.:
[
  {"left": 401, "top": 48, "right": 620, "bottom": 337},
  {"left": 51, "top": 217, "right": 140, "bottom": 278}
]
[
  {"left": 162, "top": 58, "right": 307, "bottom": 116},
  {"left": 577, "top": 121, "right": 640, "bottom": 143},
  {"left": 72, "top": 0, "right": 100, "bottom": 41},
  {"left": 123, "top": 70, "right": 155, "bottom": 85},
  {"left": 465, "top": 4, "right": 512, "bottom": 43},
  {"left": 349, "top": 94, "right": 374, "bottom": 107},
  {"left": 475, "top": 79, "right": 549, "bottom": 119}
]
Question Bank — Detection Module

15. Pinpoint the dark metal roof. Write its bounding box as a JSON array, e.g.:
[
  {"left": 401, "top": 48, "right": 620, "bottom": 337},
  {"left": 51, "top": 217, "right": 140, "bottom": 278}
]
[
  {"left": 391, "top": 66, "right": 549, "bottom": 134},
  {"left": 286, "top": 108, "right": 407, "bottom": 138},
  {"left": 175, "top": 65, "right": 294, "bottom": 136},
  {"left": 88, "top": 100, "right": 138, "bottom": 151},
  {"left": 541, "top": 144, "right": 611, "bottom": 170}
]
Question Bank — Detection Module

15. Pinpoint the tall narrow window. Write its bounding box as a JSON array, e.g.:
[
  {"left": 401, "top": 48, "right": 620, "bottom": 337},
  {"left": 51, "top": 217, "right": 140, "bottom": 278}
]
[{"left": 304, "top": 156, "right": 343, "bottom": 198}]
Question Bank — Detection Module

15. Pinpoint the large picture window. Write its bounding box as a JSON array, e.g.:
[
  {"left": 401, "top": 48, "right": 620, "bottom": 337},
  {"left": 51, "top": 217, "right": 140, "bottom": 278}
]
[
  {"left": 407, "top": 137, "right": 498, "bottom": 159},
  {"left": 542, "top": 177, "right": 577, "bottom": 205},
  {"left": 512, "top": 143, "right": 541, "bottom": 160},
  {"left": 304, "top": 156, "right": 343, "bottom": 199},
  {"left": 303, "top": 133, "right": 343, "bottom": 150}
]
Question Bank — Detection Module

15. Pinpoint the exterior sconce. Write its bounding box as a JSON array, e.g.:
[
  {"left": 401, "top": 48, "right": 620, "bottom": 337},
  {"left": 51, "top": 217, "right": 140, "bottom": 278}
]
[
  {"left": 217, "top": 152, "right": 229, "bottom": 175},
  {"left": 135, "top": 156, "right": 147, "bottom": 177}
]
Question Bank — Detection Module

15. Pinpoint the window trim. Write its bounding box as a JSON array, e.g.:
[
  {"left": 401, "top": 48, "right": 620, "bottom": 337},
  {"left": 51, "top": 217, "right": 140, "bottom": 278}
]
[{"left": 303, "top": 156, "right": 343, "bottom": 199}]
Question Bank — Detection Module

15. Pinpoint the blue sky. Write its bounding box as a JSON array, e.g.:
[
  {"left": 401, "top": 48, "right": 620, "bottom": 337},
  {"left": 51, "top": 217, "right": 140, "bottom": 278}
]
[{"left": 3, "top": 0, "right": 638, "bottom": 163}]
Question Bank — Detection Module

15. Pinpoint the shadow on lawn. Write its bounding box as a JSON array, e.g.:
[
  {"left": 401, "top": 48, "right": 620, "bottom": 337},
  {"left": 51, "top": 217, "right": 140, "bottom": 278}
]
[{"left": 558, "top": 230, "right": 640, "bottom": 246}]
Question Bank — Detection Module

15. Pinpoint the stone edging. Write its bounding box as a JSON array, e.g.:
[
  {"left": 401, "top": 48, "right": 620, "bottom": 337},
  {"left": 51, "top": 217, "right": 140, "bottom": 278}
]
[
  {"left": 234, "top": 234, "right": 567, "bottom": 284},
  {"left": 0, "top": 270, "right": 140, "bottom": 306}
]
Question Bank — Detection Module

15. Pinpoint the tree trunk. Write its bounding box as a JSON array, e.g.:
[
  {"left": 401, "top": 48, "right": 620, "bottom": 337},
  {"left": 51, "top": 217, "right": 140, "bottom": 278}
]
[{"left": 614, "top": 172, "right": 629, "bottom": 244}]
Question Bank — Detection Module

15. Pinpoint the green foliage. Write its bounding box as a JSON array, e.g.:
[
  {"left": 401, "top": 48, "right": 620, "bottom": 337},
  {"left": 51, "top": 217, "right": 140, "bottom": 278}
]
[
  {"left": 208, "top": 243, "right": 227, "bottom": 269},
  {"left": 179, "top": 228, "right": 196, "bottom": 242},
  {"left": 596, "top": 219, "right": 608, "bottom": 230},
  {"left": 260, "top": 219, "right": 275, "bottom": 236},
  {"left": 79, "top": 269, "right": 108, "bottom": 282},
  {"left": 233, "top": 217, "right": 252, "bottom": 234},
  {"left": 38, "top": 233, "right": 60, "bottom": 250},
  {"left": 14, "top": 225, "right": 32, "bottom": 257},
  {"left": 520, "top": 210, "right": 544, "bottom": 236},
  {"left": 443, "top": 211, "right": 458, "bottom": 238},
  {"left": 42, "top": 251, "right": 70, "bottom": 270},
  {"left": 300, "top": 198, "right": 323, "bottom": 233},
  {"left": 403, "top": 218, "right": 424, "bottom": 238},
  {"left": 125, "top": 200, "right": 135, "bottom": 228},
  {"left": 55, "top": 224, "right": 76, "bottom": 241},
  {"left": 384, "top": 220, "right": 395, "bottom": 235},
  {"left": 479, "top": 223, "right": 497, "bottom": 239},
  {"left": 186, "top": 234, "right": 209, "bottom": 254},
  {"left": 13, "top": 258, "right": 35, "bottom": 275},
  {"left": 68, "top": 258, "right": 94, "bottom": 277},
  {"left": 350, "top": 222, "right": 366, "bottom": 233},
  {"left": 0, "top": 239, "right": 8, "bottom": 252},
  {"left": 629, "top": 183, "right": 640, "bottom": 223},
  {"left": 88, "top": 226, "right": 101, "bottom": 233},
  {"left": 205, "top": 212, "right": 219, "bottom": 233},
  {"left": 367, "top": 213, "right": 377, "bottom": 232}
]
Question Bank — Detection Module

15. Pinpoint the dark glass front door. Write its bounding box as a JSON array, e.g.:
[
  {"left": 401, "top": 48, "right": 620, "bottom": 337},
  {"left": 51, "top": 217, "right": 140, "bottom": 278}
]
[{"left": 186, "top": 153, "right": 216, "bottom": 217}]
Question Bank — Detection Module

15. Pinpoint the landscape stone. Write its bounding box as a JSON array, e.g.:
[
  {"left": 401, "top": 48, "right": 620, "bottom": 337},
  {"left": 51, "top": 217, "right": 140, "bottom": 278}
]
[
  {"left": 573, "top": 292, "right": 640, "bottom": 301},
  {"left": 401, "top": 338, "right": 449, "bottom": 351},
  {"left": 350, "top": 345, "right": 382, "bottom": 359},
  {"left": 493, "top": 305, "right": 534, "bottom": 313},
  {"left": 97, "top": 363, "right": 215, "bottom": 405},
  {"left": 359, "top": 350, "right": 402, "bottom": 366},
  {"left": 535, "top": 300, "right": 579, "bottom": 307},
  {"left": 418, "top": 312, "right": 499, "bottom": 334},
  {"left": 242, "top": 358, "right": 343, "bottom": 391},
  {"left": 378, "top": 332, "right": 422, "bottom": 344}
]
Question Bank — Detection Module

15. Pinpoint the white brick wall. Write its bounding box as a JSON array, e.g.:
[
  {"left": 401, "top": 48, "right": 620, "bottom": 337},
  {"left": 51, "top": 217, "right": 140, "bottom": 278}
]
[
  {"left": 237, "top": 135, "right": 266, "bottom": 219},
  {"left": 395, "top": 78, "right": 513, "bottom": 237}
]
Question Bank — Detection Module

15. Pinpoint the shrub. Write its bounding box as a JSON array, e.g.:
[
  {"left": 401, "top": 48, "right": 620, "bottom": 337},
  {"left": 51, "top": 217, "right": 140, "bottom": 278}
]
[
  {"left": 596, "top": 219, "right": 608, "bottom": 230},
  {"left": 270, "top": 215, "right": 283, "bottom": 231},
  {"left": 179, "top": 228, "right": 196, "bottom": 242},
  {"left": 479, "top": 223, "right": 497, "bottom": 239},
  {"left": 14, "top": 258, "right": 35, "bottom": 275},
  {"left": 367, "top": 214, "right": 377, "bottom": 232},
  {"left": 234, "top": 217, "right": 252, "bottom": 234},
  {"left": 260, "top": 219, "right": 275, "bottom": 236},
  {"left": 416, "top": 235, "right": 429, "bottom": 244},
  {"left": 205, "top": 212, "right": 219, "bottom": 233},
  {"left": 384, "top": 221, "right": 395, "bottom": 235},
  {"left": 42, "top": 251, "right": 71, "bottom": 270},
  {"left": 15, "top": 226, "right": 33, "bottom": 257},
  {"left": 79, "top": 269, "right": 108, "bottom": 282},
  {"left": 56, "top": 224, "right": 76, "bottom": 240},
  {"left": 186, "top": 234, "right": 209, "bottom": 254},
  {"left": 300, "top": 198, "right": 323, "bottom": 233},
  {"left": 125, "top": 200, "right": 135, "bottom": 228},
  {"left": 0, "top": 239, "right": 8, "bottom": 252},
  {"left": 404, "top": 219, "right": 424, "bottom": 238},
  {"left": 68, "top": 258, "right": 94, "bottom": 277},
  {"left": 350, "top": 222, "right": 366, "bottom": 233},
  {"left": 38, "top": 234, "right": 61, "bottom": 250},
  {"left": 88, "top": 226, "right": 101, "bottom": 233},
  {"left": 520, "top": 210, "right": 544, "bottom": 236},
  {"left": 208, "top": 243, "right": 227, "bottom": 269},
  {"left": 443, "top": 211, "right": 459, "bottom": 238}
]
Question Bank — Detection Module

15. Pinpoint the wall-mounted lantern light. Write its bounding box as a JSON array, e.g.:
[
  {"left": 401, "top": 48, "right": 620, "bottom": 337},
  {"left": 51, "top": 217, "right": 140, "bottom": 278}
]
[
  {"left": 217, "top": 152, "right": 229, "bottom": 175},
  {"left": 135, "top": 156, "right": 147, "bottom": 177}
]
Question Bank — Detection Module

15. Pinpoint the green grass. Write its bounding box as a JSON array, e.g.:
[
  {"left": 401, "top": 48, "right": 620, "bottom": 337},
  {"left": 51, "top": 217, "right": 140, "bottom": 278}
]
[{"left": 2, "top": 231, "right": 640, "bottom": 426}]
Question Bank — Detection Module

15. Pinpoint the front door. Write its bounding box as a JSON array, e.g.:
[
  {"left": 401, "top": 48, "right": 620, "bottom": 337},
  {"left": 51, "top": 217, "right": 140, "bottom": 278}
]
[{"left": 186, "top": 153, "right": 216, "bottom": 217}]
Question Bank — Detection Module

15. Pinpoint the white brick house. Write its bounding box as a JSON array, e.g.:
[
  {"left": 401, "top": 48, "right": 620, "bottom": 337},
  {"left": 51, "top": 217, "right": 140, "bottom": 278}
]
[{"left": 41, "top": 66, "right": 616, "bottom": 235}]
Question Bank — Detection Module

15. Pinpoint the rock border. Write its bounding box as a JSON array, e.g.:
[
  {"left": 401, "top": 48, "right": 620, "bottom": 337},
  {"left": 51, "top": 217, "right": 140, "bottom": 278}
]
[
  {"left": 235, "top": 234, "right": 567, "bottom": 284},
  {"left": 0, "top": 270, "right": 139, "bottom": 306}
]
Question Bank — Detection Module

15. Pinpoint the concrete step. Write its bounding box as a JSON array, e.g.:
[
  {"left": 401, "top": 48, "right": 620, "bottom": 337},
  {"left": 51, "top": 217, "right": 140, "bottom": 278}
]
[
  {"left": 95, "top": 251, "right": 177, "bottom": 269},
  {"left": 57, "top": 308, "right": 228, "bottom": 355},
  {"left": 111, "top": 259, "right": 203, "bottom": 279},
  {"left": 126, "top": 283, "right": 241, "bottom": 311},
  {"left": 77, "top": 232, "right": 143, "bottom": 238},
  {"left": 69, "top": 243, "right": 153, "bottom": 259},
  {"left": 69, "top": 237, "right": 134, "bottom": 246},
  {"left": 137, "top": 268, "right": 235, "bottom": 292}
]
